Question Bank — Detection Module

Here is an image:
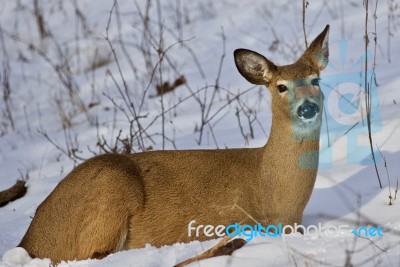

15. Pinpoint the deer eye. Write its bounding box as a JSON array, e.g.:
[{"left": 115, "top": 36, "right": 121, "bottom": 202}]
[
  {"left": 311, "top": 78, "right": 320, "bottom": 86},
  {"left": 277, "top": 84, "right": 288, "bottom": 93}
]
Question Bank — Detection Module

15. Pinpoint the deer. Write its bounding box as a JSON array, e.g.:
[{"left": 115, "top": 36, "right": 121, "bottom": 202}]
[{"left": 17, "top": 25, "right": 329, "bottom": 264}]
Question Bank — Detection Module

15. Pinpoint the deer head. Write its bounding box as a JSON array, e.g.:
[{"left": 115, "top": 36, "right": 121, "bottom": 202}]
[{"left": 234, "top": 25, "right": 329, "bottom": 142}]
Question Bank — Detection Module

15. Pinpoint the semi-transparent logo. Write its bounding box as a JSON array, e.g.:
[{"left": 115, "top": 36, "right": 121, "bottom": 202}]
[{"left": 319, "top": 40, "right": 382, "bottom": 168}]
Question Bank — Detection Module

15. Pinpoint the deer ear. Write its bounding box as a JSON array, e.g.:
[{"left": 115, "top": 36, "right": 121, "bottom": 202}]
[
  {"left": 234, "top": 49, "right": 276, "bottom": 85},
  {"left": 305, "top": 25, "right": 329, "bottom": 70}
]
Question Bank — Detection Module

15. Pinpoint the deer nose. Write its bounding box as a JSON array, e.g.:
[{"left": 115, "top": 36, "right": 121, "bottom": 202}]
[{"left": 297, "top": 101, "right": 320, "bottom": 119}]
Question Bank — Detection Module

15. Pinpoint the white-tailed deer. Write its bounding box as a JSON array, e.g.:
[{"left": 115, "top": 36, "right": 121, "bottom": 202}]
[{"left": 18, "top": 25, "right": 329, "bottom": 264}]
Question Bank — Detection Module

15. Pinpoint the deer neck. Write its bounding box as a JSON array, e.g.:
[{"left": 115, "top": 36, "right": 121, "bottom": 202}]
[
  {"left": 264, "top": 113, "right": 321, "bottom": 161},
  {"left": 258, "top": 108, "right": 322, "bottom": 223}
]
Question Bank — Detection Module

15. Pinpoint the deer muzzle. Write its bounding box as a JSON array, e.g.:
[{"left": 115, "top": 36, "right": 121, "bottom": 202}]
[{"left": 297, "top": 100, "right": 320, "bottom": 120}]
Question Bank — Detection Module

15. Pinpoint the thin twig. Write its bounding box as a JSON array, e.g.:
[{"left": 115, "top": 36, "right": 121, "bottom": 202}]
[
  {"left": 302, "top": 0, "right": 308, "bottom": 49},
  {"left": 364, "top": 0, "right": 382, "bottom": 188},
  {"left": 376, "top": 145, "right": 392, "bottom": 205}
]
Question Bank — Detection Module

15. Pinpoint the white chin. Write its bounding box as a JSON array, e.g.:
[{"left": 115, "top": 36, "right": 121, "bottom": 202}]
[
  {"left": 298, "top": 115, "right": 318, "bottom": 124},
  {"left": 293, "top": 114, "right": 321, "bottom": 131}
]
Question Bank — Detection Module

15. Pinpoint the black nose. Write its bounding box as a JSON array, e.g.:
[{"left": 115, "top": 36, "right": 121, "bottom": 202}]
[{"left": 297, "top": 101, "right": 320, "bottom": 119}]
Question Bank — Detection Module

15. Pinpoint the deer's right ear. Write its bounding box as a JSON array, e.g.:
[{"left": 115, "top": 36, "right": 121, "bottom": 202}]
[{"left": 234, "top": 49, "right": 276, "bottom": 85}]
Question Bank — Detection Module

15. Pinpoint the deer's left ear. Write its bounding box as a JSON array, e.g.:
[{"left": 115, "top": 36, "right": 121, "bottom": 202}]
[{"left": 304, "top": 25, "right": 329, "bottom": 70}]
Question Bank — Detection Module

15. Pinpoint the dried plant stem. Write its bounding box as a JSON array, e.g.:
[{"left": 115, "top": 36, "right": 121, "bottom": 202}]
[
  {"left": 376, "top": 146, "right": 392, "bottom": 204},
  {"left": 364, "top": 0, "right": 382, "bottom": 188},
  {"left": 302, "top": 0, "right": 308, "bottom": 48}
]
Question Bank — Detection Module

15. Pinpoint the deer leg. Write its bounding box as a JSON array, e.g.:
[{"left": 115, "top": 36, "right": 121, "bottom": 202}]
[{"left": 174, "top": 237, "right": 247, "bottom": 267}]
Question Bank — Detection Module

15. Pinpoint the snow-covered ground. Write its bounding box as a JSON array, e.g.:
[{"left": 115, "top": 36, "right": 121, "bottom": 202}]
[{"left": 0, "top": 0, "right": 399, "bottom": 266}]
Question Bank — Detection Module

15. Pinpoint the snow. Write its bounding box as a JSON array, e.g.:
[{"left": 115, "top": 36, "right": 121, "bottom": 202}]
[{"left": 1, "top": 0, "right": 400, "bottom": 266}]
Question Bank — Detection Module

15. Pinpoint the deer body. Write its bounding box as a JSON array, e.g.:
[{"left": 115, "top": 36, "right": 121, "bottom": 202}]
[{"left": 19, "top": 25, "right": 329, "bottom": 263}]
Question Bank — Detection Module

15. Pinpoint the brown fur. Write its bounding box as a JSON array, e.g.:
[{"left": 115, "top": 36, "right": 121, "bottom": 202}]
[{"left": 19, "top": 25, "right": 330, "bottom": 263}]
